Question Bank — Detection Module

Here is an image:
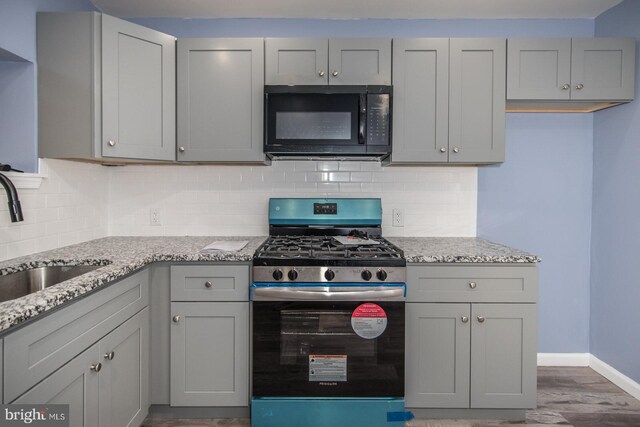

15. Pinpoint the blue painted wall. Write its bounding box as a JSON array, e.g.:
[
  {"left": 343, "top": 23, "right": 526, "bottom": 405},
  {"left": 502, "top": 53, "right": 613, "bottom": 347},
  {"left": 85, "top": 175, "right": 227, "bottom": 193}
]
[
  {"left": 592, "top": 0, "right": 640, "bottom": 383},
  {"left": 133, "top": 17, "right": 595, "bottom": 353},
  {"left": 478, "top": 114, "right": 593, "bottom": 352},
  {"left": 0, "top": 0, "right": 95, "bottom": 172}
]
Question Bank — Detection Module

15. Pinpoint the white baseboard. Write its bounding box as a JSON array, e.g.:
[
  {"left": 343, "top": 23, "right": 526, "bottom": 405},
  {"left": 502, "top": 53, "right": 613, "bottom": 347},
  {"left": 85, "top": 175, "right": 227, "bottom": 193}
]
[
  {"left": 589, "top": 354, "right": 640, "bottom": 401},
  {"left": 537, "top": 353, "right": 590, "bottom": 366},
  {"left": 537, "top": 353, "right": 640, "bottom": 401}
]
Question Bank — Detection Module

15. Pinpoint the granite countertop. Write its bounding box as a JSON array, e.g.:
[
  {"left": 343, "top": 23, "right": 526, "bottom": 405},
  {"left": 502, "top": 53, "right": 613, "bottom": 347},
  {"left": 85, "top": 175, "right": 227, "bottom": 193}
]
[
  {"left": 0, "top": 236, "right": 266, "bottom": 333},
  {"left": 0, "top": 235, "right": 539, "bottom": 334},
  {"left": 388, "top": 237, "right": 541, "bottom": 263}
]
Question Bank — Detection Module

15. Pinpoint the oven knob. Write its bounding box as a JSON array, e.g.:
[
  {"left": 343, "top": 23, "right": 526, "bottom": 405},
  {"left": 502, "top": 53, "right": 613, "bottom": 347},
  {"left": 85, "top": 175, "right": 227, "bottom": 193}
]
[
  {"left": 272, "top": 269, "right": 284, "bottom": 281},
  {"left": 324, "top": 269, "right": 335, "bottom": 281},
  {"left": 361, "top": 270, "right": 372, "bottom": 281},
  {"left": 288, "top": 269, "right": 299, "bottom": 281},
  {"left": 376, "top": 269, "right": 388, "bottom": 281}
]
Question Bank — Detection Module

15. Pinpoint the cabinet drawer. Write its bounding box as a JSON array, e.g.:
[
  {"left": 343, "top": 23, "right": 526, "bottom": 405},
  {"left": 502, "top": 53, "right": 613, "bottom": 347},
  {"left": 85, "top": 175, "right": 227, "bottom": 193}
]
[
  {"left": 4, "top": 269, "right": 149, "bottom": 403},
  {"left": 170, "top": 265, "right": 249, "bottom": 302},
  {"left": 407, "top": 265, "right": 537, "bottom": 303}
]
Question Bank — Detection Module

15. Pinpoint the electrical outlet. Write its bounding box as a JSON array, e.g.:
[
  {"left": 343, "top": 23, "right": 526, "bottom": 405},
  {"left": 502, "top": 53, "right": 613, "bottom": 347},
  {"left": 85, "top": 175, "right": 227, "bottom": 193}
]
[
  {"left": 392, "top": 208, "right": 404, "bottom": 227},
  {"left": 150, "top": 208, "right": 162, "bottom": 226}
]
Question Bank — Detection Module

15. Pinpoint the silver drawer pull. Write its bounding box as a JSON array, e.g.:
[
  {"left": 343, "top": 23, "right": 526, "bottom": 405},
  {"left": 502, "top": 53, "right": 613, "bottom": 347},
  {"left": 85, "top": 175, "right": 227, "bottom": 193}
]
[
  {"left": 172, "top": 315, "right": 180, "bottom": 323},
  {"left": 205, "top": 281, "right": 213, "bottom": 288},
  {"left": 104, "top": 351, "right": 115, "bottom": 360},
  {"left": 461, "top": 316, "right": 469, "bottom": 323},
  {"left": 477, "top": 316, "right": 485, "bottom": 323},
  {"left": 468, "top": 281, "right": 477, "bottom": 289},
  {"left": 90, "top": 363, "right": 102, "bottom": 372}
]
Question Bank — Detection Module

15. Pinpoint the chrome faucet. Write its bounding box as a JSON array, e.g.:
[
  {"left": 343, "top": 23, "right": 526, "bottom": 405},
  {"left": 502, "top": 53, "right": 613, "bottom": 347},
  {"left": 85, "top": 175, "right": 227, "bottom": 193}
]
[{"left": 0, "top": 163, "right": 24, "bottom": 223}]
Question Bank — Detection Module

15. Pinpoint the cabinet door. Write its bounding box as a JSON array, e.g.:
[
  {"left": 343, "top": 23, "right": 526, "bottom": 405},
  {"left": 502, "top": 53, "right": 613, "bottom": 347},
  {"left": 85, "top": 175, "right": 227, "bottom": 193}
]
[
  {"left": 507, "top": 39, "right": 572, "bottom": 100},
  {"left": 177, "top": 38, "right": 264, "bottom": 162},
  {"left": 571, "top": 38, "right": 636, "bottom": 101},
  {"left": 391, "top": 39, "right": 449, "bottom": 163},
  {"left": 170, "top": 302, "right": 249, "bottom": 406},
  {"left": 265, "top": 38, "right": 329, "bottom": 85},
  {"left": 102, "top": 15, "right": 176, "bottom": 161},
  {"left": 406, "top": 304, "right": 470, "bottom": 408},
  {"left": 470, "top": 304, "right": 537, "bottom": 409},
  {"left": 98, "top": 308, "right": 149, "bottom": 427},
  {"left": 13, "top": 344, "right": 100, "bottom": 427},
  {"left": 449, "top": 39, "right": 505, "bottom": 164},
  {"left": 328, "top": 39, "right": 391, "bottom": 85}
]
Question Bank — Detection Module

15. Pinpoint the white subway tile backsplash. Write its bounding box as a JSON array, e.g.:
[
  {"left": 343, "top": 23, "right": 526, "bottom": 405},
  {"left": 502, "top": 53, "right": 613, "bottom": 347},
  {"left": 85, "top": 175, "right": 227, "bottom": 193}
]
[{"left": 1, "top": 159, "right": 477, "bottom": 261}]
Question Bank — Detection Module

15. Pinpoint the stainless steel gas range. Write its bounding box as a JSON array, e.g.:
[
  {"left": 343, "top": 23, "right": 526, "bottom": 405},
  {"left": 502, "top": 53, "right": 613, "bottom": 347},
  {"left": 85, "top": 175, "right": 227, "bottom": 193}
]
[{"left": 250, "top": 198, "right": 409, "bottom": 427}]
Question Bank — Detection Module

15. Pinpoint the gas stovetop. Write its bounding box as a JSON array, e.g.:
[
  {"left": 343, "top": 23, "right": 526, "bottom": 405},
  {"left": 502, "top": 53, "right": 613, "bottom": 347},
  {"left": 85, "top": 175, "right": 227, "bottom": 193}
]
[
  {"left": 255, "top": 235, "right": 404, "bottom": 263},
  {"left": 253, "top": 198, "right": 406, "bottom": 283}
]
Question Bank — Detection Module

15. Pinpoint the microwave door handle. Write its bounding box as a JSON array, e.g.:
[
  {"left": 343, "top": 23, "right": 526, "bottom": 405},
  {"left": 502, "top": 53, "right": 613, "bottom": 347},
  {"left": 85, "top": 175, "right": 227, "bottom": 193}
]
[{"left": 358, "top": 94, "right": 366, "bottom": 144}]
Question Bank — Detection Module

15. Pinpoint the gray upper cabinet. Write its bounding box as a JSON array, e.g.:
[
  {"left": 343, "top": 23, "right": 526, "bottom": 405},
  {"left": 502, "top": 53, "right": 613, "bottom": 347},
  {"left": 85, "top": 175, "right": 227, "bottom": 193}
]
[
  {"left": 265, "top": 38, "right": 391, "bottom": 85},
  {"left": 507, "top": 39, "right": 572, "bottom": 100},
  {"left": 177, "top": 38, "right": 265, "bottom": 162},
  {"left": 391, "top": 39, "right": 449, "bottom": 163},
  {"left": 449, "top": 39, "right": 506, "bottom": 164},
  {"left": 38, "top": 12, "right": 175, "bottom": 162},
  {"left": 507, "top": 38, "right": 635, "bottom": 108},
  {"left": 101, "top": 16, "right": 176, "bottom": 161},
  {"left": 265, "top": 38, "right": 329, "bottom": 85},
  {"left": 393, "top": 38, "right": 505, "bottom": 164}
]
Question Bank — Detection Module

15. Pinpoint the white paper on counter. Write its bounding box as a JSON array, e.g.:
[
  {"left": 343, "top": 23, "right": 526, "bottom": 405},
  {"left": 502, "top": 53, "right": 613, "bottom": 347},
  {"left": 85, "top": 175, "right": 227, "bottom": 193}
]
[
  {"left": 333, "top": 236, "right": 381, "bottom": 245},
  {"left": 201, "top": 240, "right": 249, "bottom": 252}
]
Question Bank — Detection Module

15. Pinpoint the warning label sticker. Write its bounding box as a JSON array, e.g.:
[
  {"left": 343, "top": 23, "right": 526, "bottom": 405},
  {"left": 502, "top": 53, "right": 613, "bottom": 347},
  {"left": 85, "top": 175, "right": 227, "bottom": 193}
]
[
  {"left": 309, "top": 355, "right": 347, "bottom": 382},
  {"left": 351, "top": 303, "right": 388, "bottom": 339}
]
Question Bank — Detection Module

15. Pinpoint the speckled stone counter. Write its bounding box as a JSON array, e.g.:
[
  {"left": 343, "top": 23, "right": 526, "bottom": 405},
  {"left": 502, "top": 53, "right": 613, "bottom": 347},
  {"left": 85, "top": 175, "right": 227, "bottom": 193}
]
[
  {"left": 0, "top": 236, "right": 266, "bottom": 333},
  {"left": 388, "top": 237, "right": 540, "bottom": 263}
]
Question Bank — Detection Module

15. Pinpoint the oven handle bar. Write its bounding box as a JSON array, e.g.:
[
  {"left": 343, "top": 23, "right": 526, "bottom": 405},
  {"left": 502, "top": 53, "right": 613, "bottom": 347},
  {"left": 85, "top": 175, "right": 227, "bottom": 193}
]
[{"left": 252, "top": 286, "right": 405, "bottom": 301}]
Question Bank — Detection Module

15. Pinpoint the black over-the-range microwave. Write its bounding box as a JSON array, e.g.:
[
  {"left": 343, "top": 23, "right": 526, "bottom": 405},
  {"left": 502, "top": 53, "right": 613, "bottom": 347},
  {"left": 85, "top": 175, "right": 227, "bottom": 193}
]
[{"left": 263, "top": 85, "right": 392, "bottom": 160}]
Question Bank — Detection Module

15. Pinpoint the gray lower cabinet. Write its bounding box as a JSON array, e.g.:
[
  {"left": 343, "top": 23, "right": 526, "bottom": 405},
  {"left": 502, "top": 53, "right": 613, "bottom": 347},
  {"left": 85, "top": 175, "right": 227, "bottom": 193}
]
[
  {"left": 265, "top": 38, "right": 391, "bottom": 85},
  {"left": 170, "top": 302, "right": 249, "bottom": 406},
  {"left": 13, "top": 308, "right": 150, "bottom": 427},
  {"left": 405, "top": 264, "right": 538, "bottom": 411},
  {"left": 392, "top": 38, "right": 505, "bottom": 164},
  {"left": 38, "top": 12, "right": 176, "bottom": 162},
  {"left": 507, "top": 38, "right": 635, "bottom": 108},
  {"left": 177, "top": 38, "right": 265, "bottom": 162}
]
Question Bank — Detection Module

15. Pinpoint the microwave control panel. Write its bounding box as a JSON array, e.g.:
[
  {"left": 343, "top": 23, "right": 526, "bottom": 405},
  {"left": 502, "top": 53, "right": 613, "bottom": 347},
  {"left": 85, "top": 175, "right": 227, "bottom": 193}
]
[{"left": 366, "top": 94, "right": 390, "bottom": 146}]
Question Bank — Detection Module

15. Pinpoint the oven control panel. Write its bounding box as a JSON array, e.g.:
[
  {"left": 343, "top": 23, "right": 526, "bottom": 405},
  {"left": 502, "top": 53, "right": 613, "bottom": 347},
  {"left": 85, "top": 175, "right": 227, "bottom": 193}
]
[
  {"left": 253, "top": 266, "right": 406, "bottom": 283},
  {"left": 313, "top": 202, "right": 337, "bottom": 215}
]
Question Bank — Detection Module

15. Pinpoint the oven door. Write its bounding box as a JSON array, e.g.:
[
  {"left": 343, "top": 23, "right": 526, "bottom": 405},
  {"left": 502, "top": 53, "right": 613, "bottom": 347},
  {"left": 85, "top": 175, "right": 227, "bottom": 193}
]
[
  {"left": 252, "top": 285, "right": 404, "bottom": 398},
  {"left": 264, "top": 88, "right": 366, "bottom": 155}
]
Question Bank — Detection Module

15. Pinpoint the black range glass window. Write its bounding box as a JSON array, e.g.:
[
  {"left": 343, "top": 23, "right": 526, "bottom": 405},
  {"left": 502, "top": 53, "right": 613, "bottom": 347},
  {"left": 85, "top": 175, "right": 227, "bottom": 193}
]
[{"left": 276, "top": 112, "right": 351, "bottom": 140}]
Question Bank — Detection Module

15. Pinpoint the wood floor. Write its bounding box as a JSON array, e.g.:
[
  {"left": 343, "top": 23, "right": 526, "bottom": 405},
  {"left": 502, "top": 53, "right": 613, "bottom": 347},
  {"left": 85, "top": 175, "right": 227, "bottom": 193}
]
[{"left": 142, "top": 367, "right": 640, "bottom": 427}]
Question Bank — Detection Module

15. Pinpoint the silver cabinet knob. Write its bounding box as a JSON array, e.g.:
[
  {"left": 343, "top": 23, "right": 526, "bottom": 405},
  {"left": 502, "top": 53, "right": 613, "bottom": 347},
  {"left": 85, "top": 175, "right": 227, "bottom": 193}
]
[
  {"left": 440, "top": 147, "right": 447, "bottom": 153},
  {"left": 178, "top": 146, "right": 185, "bottom": 153},
  {"left": 90, "top": 363, "right": 102, "bottom": 372},
  {"left": 205, "top": 281, "right": 213, "bottom": 288},
  {"left": 104, "top": 351, "right": 115, "bottom": 360},
  {"left": 477, "top": 316, "right": 485, "bottom": 323},
  {"left": 107, "top": 140, "right": 116, "bottom": 147},
  {"left": 172, "top": 315, "right": 181, "bottom": 323},
  {"left": 461, "top": 316, "right": 469, "bottom": 323},
  {"left": 468, "top": 281, "right": 477, "bottom": 289},
  {"left": 561, "top": 84, "right": 570, "bottom": 90},
  {"left": 575, "top": 83, "right": 584, "bottom": 90},
  {"left": 332, "top": 70, "right": 339, "bottom": 77},
  {"left": 318, "top": 70, "right": 326, "bottom": 77},
  {"left": 452, "top": 147, "right": 460, "bottom": 153}
]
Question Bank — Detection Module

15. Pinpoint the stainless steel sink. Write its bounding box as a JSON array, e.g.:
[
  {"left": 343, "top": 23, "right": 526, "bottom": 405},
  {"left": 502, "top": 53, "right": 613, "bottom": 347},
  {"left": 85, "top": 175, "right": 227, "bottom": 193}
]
[{"left": 0, "top": 265, "right": 103, "bottom": 303}]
